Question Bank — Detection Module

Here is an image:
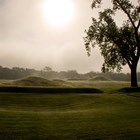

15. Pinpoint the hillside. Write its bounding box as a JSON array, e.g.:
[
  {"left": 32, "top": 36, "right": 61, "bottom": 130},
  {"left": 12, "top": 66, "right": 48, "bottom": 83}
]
[
  {"left": 2, "top": 76, "right": 69, "bottom": 87},
  {"left": 89, "top": 76, "right": 111, "bottom": 81}
]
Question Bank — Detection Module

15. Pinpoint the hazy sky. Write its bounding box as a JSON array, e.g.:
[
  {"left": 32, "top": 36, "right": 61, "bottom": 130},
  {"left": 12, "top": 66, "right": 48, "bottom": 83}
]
[{"left": 0, "top": 0, "right": 139, "bottom": 73}]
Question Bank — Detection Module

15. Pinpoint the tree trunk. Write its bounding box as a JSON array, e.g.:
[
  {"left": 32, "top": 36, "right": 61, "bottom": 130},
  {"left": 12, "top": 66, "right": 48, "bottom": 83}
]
[{"left": 130, "top": 63, "right": 138, "bottom": 87}]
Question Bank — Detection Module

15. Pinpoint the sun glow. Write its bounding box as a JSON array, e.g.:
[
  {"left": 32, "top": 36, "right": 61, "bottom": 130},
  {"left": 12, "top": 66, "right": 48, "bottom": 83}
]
[{"left": 42, "top": 0, "right": 75, "bottom": 28}]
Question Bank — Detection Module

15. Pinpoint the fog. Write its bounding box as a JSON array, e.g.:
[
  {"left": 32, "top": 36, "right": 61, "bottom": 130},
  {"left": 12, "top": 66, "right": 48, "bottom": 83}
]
[{"left": 0, "top": 0, "right": 139, "bottom": 73}]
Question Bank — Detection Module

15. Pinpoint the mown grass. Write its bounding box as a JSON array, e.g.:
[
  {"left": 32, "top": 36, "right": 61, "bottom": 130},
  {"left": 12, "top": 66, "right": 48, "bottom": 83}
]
[
  {"left": 68, "top": 80, "right": 132, "bottom": 93},
  {"left": 0, "top": 79, "right": 139, "bottom": 139},
  {"left": 0, "top": 89, "right": 140, "bottom": 140}
]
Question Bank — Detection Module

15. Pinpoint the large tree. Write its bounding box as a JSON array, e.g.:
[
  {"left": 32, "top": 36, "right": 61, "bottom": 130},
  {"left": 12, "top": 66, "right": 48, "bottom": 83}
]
[{"left": 84, "top": 0, "right": 140, "bottom": 87}]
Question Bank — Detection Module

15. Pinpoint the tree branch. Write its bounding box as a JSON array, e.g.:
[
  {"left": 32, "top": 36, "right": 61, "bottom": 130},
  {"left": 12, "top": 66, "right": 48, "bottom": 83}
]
[
  {"left": 115, "top": 0, "right": 136, "bottom": 29},
  {"left": 125, "top": 58, "right": 132, "bottom": 69},
  {"left": 136, "top": 19, "right": 140, "bottom": 29}
]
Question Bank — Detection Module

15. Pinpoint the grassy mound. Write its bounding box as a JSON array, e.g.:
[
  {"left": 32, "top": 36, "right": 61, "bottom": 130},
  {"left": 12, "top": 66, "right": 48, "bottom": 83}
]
[
  {"left": 52, "top": 79, "right": 68, "bottom": 85},
  {"left": 4, "top": 76, "right": 68, "bottom": 87},
  {"left": 0, "top": 77, "right": 103, "bottom": 93},
  {"left": 12, "top": 76, "right": 52, "bottom": 86},
  {"left": 90, "top": 76, "right": 111, "bottom": 81}
]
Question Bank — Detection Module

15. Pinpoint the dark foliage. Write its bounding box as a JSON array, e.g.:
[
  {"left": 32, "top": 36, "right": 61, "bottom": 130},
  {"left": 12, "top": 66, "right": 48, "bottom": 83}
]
[
  {"left": 85, "top": 0, "right": 140, "bottom": 87},
  {"left": 0, "top": 65, "right": 139, "bottom": 81}
]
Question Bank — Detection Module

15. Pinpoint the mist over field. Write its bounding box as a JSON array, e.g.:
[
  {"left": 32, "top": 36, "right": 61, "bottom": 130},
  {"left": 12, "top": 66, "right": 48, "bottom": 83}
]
[
  {"left": 0, "top": 1, "right": 140, "bottom": 139},
  {"left": 0, "top": 0, "right": 139, "bottom": 73}
]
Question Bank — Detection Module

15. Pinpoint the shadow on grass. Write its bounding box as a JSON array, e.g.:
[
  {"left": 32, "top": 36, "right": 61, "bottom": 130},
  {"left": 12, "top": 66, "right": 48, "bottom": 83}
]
[
  {"left": 118, "top": 87, "right": 140, "bottom": 93},
  {"left": 0, "top": 87, "right": 103, "bottom": 93}
]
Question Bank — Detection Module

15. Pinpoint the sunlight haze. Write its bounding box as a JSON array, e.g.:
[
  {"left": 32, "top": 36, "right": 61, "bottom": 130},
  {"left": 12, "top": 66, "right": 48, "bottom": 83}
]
[
  {"left": 42, "top": 0, "right": 75, "bottom": 28},
  {"left": 0, "top": 0, "right": 139, "bottom": 73}
]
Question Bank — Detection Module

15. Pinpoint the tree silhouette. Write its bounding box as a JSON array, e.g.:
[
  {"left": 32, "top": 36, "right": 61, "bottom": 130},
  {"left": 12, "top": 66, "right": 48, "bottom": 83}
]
[{"left": 84, "top": 0, "right": 140, "bottom": 87}]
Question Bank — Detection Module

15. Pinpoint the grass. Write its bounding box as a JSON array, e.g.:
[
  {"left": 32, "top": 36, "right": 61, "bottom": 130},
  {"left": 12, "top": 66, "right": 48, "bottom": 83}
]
[
  {"left": 0, "top": 93, "right": 140, "bottom": 139},
  {"left": 89, "top": 75, "right": 111, "bottom": 81},
  {"left": 1, "top": 76, "right": 70, "bottom": 87},
  {"left": 0, "top": 80, "right": 140, "bottom": 139},
  {"left": 67, "top": 80, "right": 132, "bottom": 93}
]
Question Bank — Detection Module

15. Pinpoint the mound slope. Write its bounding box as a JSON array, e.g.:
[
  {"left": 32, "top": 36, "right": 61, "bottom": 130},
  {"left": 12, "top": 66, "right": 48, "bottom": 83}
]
[
  {"left": 9, "top": 76, "right": 68, "bottom": 87},
  {"left": 90, "top": 76, "right": 111, "bottom": 81}
]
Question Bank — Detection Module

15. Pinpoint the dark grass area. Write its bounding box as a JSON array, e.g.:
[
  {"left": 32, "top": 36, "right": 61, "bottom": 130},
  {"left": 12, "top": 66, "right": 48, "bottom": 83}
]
[
  {"left": 0, "top": 86, "right": 103, "bottom": 93},
  {"left": 118, "top": 87, "right": 140, "bottom": 93}
]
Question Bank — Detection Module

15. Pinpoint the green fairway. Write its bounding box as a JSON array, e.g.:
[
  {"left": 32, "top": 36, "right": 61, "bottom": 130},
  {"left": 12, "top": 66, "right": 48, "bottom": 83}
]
[{"left": 0, "top": 90, "right": 140, "bottom": 139}]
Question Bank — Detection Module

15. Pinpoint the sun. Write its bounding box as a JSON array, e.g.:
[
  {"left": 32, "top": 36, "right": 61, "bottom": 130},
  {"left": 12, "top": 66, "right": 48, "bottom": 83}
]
[{"left": 42, "top": 0, "right": 75, "bottom": 28}]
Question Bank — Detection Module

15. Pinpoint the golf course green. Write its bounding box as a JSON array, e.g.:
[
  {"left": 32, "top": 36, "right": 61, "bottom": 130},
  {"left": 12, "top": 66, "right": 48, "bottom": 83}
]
[{"left": 0, "top": 78, "right": 139, "bottom": 139}]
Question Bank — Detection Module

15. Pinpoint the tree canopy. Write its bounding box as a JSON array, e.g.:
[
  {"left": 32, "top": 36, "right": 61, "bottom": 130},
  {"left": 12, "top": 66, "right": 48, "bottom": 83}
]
[{"left": 84, "top": 0, "right": 140, "bottom": 87}]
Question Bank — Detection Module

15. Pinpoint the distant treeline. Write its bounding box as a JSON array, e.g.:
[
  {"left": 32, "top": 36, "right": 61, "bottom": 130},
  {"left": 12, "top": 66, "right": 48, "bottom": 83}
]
[{"left": 0, "top": 66, "right": 139, "bottom": 81}]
